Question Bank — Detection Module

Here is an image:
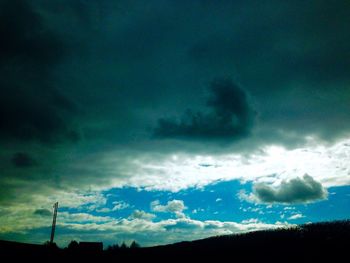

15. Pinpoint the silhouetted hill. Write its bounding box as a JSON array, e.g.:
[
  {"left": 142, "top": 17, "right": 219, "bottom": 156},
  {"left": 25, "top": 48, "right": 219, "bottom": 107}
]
[
  {"left": 137, "top": 220, "right": 350, "bottom": 262},
  {"left": 1, "top": 220, "right": 349, "bottom": 262},
  {"left": 0, "top": 240, "right": 42, "bottom": 251}
]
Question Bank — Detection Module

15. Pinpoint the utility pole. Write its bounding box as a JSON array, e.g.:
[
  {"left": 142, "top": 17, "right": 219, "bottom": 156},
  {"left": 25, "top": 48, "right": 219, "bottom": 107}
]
[{"left": 50, "top": 202, "right": 58, "bottom": 244}]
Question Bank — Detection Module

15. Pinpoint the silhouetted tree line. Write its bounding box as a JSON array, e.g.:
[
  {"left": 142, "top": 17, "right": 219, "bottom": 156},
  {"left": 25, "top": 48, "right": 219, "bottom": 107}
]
[
  {"left": 106, "top": 240, "right": 140, "bottom": 252},
  {"left": 1, "top": 220, "right": 349, "bottom": 262}
]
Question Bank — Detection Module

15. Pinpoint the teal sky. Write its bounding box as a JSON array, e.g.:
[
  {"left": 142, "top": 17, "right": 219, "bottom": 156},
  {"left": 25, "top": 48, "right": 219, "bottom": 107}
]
[{"left": 0, "top": 0, "right": 350, "bottom": 247}]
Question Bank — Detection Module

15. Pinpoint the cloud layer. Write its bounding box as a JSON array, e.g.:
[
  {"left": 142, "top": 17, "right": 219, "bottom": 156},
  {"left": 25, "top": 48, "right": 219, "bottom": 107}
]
[{"left": 0, "top": 206, "right": 287, "bottom": 247}]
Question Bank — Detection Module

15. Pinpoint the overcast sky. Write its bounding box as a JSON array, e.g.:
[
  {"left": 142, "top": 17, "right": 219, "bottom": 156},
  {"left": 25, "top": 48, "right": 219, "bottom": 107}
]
[{"left": 0, "top": 0, "right": 350, "bottom": 247}]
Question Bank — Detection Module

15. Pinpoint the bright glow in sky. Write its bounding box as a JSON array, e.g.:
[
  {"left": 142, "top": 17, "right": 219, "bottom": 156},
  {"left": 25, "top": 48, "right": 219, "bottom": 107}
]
[{"left": 122, "top": 137, "right": 350, "bottom": 191}]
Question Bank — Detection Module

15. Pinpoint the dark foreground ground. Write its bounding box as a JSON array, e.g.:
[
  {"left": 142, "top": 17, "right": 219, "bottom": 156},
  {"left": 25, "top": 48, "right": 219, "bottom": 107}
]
[{"left": 1, "top": 220, "right": 349, "bottom": 262}]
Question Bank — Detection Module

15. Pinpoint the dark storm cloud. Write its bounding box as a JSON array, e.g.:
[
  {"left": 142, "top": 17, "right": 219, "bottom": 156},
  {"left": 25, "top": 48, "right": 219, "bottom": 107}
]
[
  {"left": 16, "top": 0, "right": 348, "bottom": 149},
  {"left": 0, "top": 0, "right": 78, "bottom": 144},
  {"left": 154, "top": 79, "right": 255, "bottom": 141},
  {"left": 2, "top": 0, "right": 345, "bottom": 149},
  {"left": 253, "top": 175, "right": 328, "bottom": 204},
  {"left": 34, "top": 209, "right": 52, "bottom": 217},
  {"left": 11, "top": 152, "right": 37, "bottom": 168},
  {"left": 188, "top": 0, "right": 350, "bottom": 83},
  {"left": 0, "top": 0, "right": 64, "bottom": 64},
  {"left": 187, "top": 0, "right": 350, "bottom": 142}
]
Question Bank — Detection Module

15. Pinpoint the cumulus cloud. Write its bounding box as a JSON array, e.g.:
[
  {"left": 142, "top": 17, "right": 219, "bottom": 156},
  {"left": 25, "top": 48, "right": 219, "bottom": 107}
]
[
  {"left": 241, "top": 174, "right": 328, "bottom": 204},
  {"left": 154, "top": 79, "right": 255, "bottom": 141},
  {"left": 151, "top": 200, "right": 187, "bottom": 218}
]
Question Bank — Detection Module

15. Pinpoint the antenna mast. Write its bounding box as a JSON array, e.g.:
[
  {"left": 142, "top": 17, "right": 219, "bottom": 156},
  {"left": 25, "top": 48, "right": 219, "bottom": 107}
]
[{"left": 50, "top": 202, "right": 59, "bottom": 244}]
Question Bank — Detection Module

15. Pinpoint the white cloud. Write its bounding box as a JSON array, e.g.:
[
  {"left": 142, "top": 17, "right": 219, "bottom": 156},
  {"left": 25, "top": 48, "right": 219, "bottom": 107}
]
[
  {"left": 112, "top": 201, "right": 130, "bottom": 210},
  {"left": 96, "top": 201, "right": 130, "bottom": 213},
  {"left": 238, "top": 190, "right": 256, "bottom": 203},
  {"left": 28, "top": 191, "right": 107, "bottom": 212},
  {"left": 238, "top": 205, "right": 265, "bottom": 214},
  {"left": 59, "top": 212, "right": 112, "bottom": 223},
  {"left": 129, "top": 210, "right": 156, "bottom": 221},
  {"left": 151, "top": 199, "right": 187, "bottom": 218},
  {"left": 241, "top": 218, "right": 260, "bottom": 224},
  {"left": 215, "top": 198, "right": 222, "bottom": 202},
  {"left": 288, "top": 214, "right": 305, "bottom": 220},
  {"left": 95, "top": 208, "right": 111, "bottom": 213}
]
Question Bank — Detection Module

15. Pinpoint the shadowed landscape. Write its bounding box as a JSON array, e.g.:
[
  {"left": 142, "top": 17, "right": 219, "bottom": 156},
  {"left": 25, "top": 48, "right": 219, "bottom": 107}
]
[{"left": 1, "top": 220, "right": 349, "bottom": 262}]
